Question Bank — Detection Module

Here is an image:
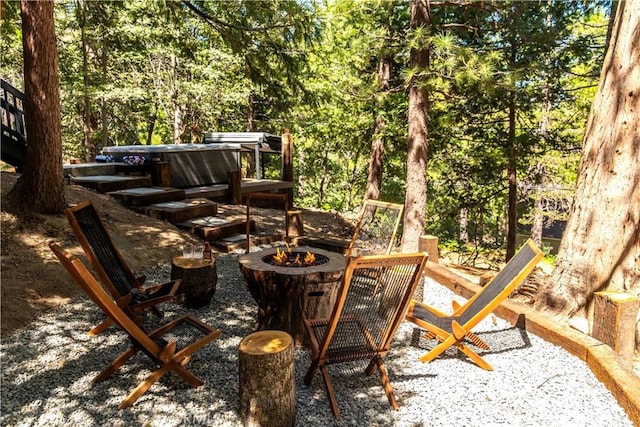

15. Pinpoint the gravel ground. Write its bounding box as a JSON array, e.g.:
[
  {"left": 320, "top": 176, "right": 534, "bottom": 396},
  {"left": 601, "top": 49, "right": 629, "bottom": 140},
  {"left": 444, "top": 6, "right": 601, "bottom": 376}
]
[{"left": 1, "top": 246, "right": 633, "bottom": 426}]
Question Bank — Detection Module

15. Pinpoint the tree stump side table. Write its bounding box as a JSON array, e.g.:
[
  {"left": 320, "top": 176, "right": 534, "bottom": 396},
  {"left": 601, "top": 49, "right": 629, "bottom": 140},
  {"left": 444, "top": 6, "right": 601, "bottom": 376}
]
[
  {"left": 239, "top": 330, "right": 295, "bottom": 427},
  {"left": 170, "top": 256, "right": 217, "bottom": 308}
]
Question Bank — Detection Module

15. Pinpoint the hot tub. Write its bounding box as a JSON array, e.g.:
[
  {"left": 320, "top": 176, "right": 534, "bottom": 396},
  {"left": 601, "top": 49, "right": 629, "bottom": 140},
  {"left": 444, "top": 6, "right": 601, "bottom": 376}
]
[
  {"left": 103, "top": 143, "right": 241, "bottom": 188},
  {"left": 103, "top": 132, "right": 282, "bottom": 188}
]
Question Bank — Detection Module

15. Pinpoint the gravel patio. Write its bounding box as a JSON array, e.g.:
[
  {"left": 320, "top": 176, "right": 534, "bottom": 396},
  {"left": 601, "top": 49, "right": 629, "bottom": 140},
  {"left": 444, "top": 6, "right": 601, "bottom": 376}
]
[{"left": 0, "top": 248, "right": 632, "bottom": 426}]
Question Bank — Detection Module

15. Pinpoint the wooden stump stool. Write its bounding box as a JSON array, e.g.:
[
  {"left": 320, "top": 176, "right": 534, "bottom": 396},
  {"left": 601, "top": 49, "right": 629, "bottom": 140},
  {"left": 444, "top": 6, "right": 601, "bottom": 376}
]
[
  {"left": 170, "top": 256, "right": 217, "bottom": 308},
  {"left": 239, "top": 330, "right": 295, "bottom": 427}
]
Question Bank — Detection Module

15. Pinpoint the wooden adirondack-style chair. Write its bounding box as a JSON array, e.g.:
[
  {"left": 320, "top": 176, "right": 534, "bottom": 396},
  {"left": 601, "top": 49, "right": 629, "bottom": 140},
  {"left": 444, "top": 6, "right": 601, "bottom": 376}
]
[
  {"left": 303, "top": 252, "right": 428, "bottom": 420},
  {"left": 66, "top": 200, "right": 180, "bottom": 334},
  {"left": 406, "top": 239, "right": 543, "bottom": 370},
  {"left": 49, "top": 242, "right": 222, "bottom": 409},
  {"left": 346, "top": 199, "right": 404, "bottom": 257}
]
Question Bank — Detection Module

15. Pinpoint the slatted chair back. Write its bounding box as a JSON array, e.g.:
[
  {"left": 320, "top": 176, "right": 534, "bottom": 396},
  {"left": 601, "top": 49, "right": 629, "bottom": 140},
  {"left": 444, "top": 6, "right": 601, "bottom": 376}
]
[
  {"left": 319, "top": 253, "right": 425, "bottom": 361},
  {"left": 304, "top": 252, "right": 428, "bottom": 419},
  {"left": 458, "top": 239, "right": 542, "bottom": 328},
  {"left": 66, "top": 200, "right": 140, "bottom": 298},
  {"left": 346, "top": 199, "right": 404, "bottom": 257}
]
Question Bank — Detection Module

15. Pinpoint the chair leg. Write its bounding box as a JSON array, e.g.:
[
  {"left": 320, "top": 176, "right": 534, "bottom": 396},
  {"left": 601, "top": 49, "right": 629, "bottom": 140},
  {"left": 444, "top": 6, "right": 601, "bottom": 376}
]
[
  {"left": 319, "top": 365, "right": 341, "bottom": 420},
  {"left": 418, "top": 335, "right": 456, "bottom": 363},
  {"left": 303, "top": 360, "right": 319, "bottom": 386},
  {"left": 375, "top": 357, "right": 399, "bottom": 410},
  {"left": 94, "top": 347, "right": 137, "bottom": 383},
  {"left": 455, "top": 342, "right": 493, "bottom": 371},
  {"left": 88, "top": 318, "right": 113, "bottom": 335},
  {"left": 168, "top": 361, "right": 205, "bottom": 387},
  {"left": 118, "top": 365, "right": 170, "bottom": 409},
  {"left": 364, "top": 358, "right": 377, "bottom": 376}
]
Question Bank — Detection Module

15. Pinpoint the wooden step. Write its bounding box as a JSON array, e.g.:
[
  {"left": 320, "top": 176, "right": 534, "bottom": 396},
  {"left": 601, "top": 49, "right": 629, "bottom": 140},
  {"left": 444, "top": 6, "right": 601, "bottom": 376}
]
[
  {"left": 109, "top": 187, "right": 185, "bottom": 207},
  {"left": 140, "top": 199, "right": 218, "bottom": 223},
  {"left": 70, "top": 175, "right": 152, "bottom": 193},
  {"left": 210, "top": 232, "right": 284, "bottom": 253},
  {"left": 175, "top": 217, "right": 257, "bottom": 242}
]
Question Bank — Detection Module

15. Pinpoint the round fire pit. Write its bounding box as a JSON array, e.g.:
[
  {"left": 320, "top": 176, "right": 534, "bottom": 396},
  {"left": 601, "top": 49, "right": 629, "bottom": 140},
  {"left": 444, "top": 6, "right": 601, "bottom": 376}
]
[{"left": 239, "top": 246, "right": 347, "bottom": 346}]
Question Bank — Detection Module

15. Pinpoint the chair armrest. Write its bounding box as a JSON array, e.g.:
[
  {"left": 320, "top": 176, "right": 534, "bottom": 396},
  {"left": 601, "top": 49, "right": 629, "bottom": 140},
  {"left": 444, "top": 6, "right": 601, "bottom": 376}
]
[{"left": 144, "top": 279, "right": 182, "bottom": 297}]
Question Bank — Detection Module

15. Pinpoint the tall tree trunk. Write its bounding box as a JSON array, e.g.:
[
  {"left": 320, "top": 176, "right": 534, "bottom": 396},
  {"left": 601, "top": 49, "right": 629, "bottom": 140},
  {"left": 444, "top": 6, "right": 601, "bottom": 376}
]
[
  {"left": 506, "top": 91, "right": 517, "bottom": 261},
  {"left": 401, "top": 0, "right": 430, "bottom": 252},
  {"left": 531, "top": 164, "right": 545, "bottom": 248},
  {"left": 6, "top": 0, "right": 65, "bottom": 214},
  {"left": 476, "top": 210, "right": 484, "bottom": 245},
  {"left": 531, "top": 8, "right": 553, "bottom": 250},
  {"left": 100, "top": 38, "right": 108, "bottom": 148},
  {"left": 247, "top": 92, "right": 255, "bottom": 132},
  {"left": 459, "top": 207, "right": 468, "bottom": 243},
  {"left": 173, "top": 104, "right": 186, "bottom": 143},
  {"left": 170, "top": 54, "right": 186, "bottom": 143},
  {"left": 245, "top": 93, "right": 256, "bottom": 177},
  {"left": 145, "top": 102, "right": 158, "bottom": 145},
  {"left": 365, "top": 55, "right": 391, "bottom": 201},
  {"left": 316, "top": 146, "right": 330, "bottom": 208},
  {"left": 534, "top": 1, "right": 640, "bottom": 326},
  {"left": 365, "top": 117, "right": 385, "bottom": 201}
]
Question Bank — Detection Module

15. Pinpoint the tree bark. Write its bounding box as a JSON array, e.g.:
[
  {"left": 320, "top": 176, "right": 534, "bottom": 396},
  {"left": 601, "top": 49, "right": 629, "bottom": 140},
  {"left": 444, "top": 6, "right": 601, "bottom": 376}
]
[
  {"left": 239, "top": 330, "right": 295, "bottom": 427},
  {"left": 530, "top": 162, "right": 546, "bottom": 249},
  {"left": 365, "top": 55, "right": 391, "bottom": 202},
  {"left": 506, "top": 91, "right": 517, "bottom": 261},
  {"left": 534, "top": 1, "right": 640, "bottom": 326},
  {"left": 100, "top": 35, "right": 109, "bottom": 148},
  {"left": 401, "top": 0, "right": 430, "bottom": 252},
  {"left": 365, "top": 116, "right": 385, "bottom": 201},
  {"left": 459, "top": 207, "right": 468, "bottom": 243},
  {"left": 6, "top": 0, "right": 65, "bottom": 214}
]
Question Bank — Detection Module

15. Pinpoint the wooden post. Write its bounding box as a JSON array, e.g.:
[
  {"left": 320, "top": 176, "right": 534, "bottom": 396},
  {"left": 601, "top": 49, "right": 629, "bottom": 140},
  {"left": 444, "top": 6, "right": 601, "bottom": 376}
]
[
  {"left": 592, "top": 291, "right": 639, "bottom": 364},
  {"left": 287, "top": 210, "right": 304, "bottom": 239},
  {"left": 152, "top": 161, "right": 171, "bottom": 187},
  {"left": 239, "top": 330, "right": 295, "bottom": 427},
  {"left": 281, "top": 129, "right": 294, "bottom": 210},
  {"left": 228, "top": 170, "right": 242, "bottom": 205},
  {"left": 418, "top": 235, "right": 439, "bottom": 264}
]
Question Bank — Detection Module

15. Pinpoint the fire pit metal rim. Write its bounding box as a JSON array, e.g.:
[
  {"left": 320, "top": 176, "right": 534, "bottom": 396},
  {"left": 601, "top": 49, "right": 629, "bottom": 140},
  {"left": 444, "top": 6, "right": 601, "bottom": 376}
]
[{"left": 239, "top": 246, "right": 347, "bottom": 275}]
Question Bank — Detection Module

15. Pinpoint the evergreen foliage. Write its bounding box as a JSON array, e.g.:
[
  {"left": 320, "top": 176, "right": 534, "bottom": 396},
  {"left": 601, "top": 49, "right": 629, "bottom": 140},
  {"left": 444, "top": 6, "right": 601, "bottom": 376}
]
[{"left": 0, "top": 0, "right": 608, "bottom": 252}]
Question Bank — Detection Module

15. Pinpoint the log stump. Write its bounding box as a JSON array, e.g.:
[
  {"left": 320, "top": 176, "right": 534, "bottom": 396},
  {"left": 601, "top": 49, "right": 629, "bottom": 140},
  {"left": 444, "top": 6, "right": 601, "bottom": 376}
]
[
  {"left": 170, "top": 256, "right": 217, "bottom": 308},
  {"left": 419, "top": 235, "right": 439, "bottom": 264},
  {"left": 239, "top": 330, "right": 295, "bottom": 427},
  {"left": 592, "top": 291, "right": 639, "bottom": 364}
]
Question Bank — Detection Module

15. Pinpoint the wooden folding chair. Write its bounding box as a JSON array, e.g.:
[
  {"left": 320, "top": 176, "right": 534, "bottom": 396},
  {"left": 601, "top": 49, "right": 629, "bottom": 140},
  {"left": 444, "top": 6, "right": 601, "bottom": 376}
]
[
  {"left": 406, "top": 239, "right": 543, "bottom": 370},
  {"left": 303, "top": 252, "right": 428, "bottom": 420},
  {"left": 66, "top": 200, "right": 180, "bottom": 335},
  {"left": 49, "top": 242, "right": 222, "bottom": 409}
]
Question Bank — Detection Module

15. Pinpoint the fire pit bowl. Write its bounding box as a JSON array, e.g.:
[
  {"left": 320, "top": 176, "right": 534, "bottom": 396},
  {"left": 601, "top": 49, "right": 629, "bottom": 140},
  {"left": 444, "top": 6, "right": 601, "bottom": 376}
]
[
  {"left": 262, "top": 250, "right": 329, "bottom": 267},
  {"left": 239, "top": 246, "right": 347, "bottom": 346}
]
